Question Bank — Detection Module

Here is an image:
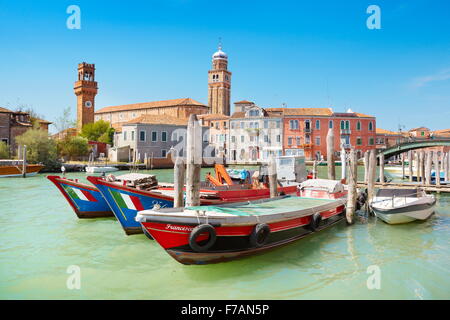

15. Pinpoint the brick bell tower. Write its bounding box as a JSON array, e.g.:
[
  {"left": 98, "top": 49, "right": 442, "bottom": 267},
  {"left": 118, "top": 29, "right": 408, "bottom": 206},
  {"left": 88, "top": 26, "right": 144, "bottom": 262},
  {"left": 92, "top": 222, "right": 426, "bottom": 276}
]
[
  {"left": 208, "top": 43, "right": 231, "bottom": 115},
  {"left": 74, "top": 62, "right": 98, "bottom": 131}
]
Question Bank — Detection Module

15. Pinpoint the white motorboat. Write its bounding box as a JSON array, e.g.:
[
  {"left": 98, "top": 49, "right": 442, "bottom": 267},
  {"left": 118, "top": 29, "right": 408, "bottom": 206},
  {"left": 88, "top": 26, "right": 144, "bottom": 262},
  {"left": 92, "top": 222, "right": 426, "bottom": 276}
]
[
  {"left": 85, "top": 166, "right": 119, "bottom": 174},
  {"left": 370, "top": 188, "right": 436, "bottom": 224}
]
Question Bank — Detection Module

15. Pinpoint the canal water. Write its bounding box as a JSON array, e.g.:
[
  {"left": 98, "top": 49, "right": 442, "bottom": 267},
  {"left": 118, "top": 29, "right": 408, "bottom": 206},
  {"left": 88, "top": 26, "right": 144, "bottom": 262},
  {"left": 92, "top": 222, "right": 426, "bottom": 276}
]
[{"left": 0, "top": 167, "right": 449, "bottom": 299}]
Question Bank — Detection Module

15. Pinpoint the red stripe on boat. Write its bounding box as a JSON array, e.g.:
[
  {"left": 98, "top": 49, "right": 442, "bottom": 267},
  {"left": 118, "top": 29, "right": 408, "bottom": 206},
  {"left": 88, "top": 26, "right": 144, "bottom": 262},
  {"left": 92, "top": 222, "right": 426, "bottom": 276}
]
[
  {"left": 80, "top": 189, "right": 97, "bottom": 202},
  {"left": 130, "top": 195, "right": 144, "bottom": 211}
]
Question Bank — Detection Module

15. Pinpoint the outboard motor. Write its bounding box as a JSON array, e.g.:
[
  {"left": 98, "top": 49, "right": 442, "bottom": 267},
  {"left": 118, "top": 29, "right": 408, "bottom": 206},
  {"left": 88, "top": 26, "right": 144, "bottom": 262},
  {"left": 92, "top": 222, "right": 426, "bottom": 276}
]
[{"left": 356, "top": 189, "right": 368, "bottom": 210}]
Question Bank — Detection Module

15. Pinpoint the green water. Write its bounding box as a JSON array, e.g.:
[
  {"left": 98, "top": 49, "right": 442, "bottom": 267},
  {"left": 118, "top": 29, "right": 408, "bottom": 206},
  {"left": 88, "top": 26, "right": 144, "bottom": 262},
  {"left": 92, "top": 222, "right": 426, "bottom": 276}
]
[{"left": 0, "top": 167, "right": 449, "bottom": 299}]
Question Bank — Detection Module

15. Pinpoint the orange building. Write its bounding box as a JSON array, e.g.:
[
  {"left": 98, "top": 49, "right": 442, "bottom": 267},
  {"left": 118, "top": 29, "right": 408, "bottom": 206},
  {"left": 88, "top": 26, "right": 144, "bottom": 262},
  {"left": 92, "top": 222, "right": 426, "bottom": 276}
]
[{"left": 267, "top": 108, "right": 377, "bottom": 160}]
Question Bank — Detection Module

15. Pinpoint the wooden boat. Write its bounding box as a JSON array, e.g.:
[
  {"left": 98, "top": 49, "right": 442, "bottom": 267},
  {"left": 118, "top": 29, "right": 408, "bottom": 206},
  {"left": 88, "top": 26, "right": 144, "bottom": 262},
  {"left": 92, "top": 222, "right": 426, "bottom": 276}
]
[
  {"left": 47, "top": 175, "right": 113, "bottom": 218},
  {"left": 135, "top": 179, "right": 347, "bottom": 265},
  {"left": 87, "top": 174, "right": 299, "bottom": 235},
  {"left": 370, "top": 188, "right": 436, "bottom": 224},
  {"left": 0, "top": 160, "right": 44, "bottom": 177}
]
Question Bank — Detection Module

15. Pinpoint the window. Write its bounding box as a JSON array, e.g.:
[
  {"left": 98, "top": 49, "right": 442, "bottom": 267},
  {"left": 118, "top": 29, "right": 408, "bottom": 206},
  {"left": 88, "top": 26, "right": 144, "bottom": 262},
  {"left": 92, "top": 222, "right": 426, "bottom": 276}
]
[
  {"left": 161, "top": 131, "right": 167, "bottom": 142},
  {"left": 289, "top": 120, "right": 299, "bottom": 130},
  {"left": 296, "top": 136, "right": 301, "bottom": 145},
  {"left": 305, "top": 135, "right": 311, "bottom": 144},
  {"left": 172, "top": 132, "right": 178, "bottom": 141},
  {"left": 241, "top": 135, "right": 244, "bottom": 143},
  {"left": 151, "top": 131, "right": 157, "bottom": 142},
  {"left": 369, "top": 137, "right": 374, "bottom": 145},
  {"left": 357, "top": 121, "right": 361, "bottom": 131},
  {"left": 264, "top": 135, "right": 269, "bottom": 142},
  {"left": 315, "top": 120, "right": 320, "bottom": 130},
  {"left": 276, "top": 120, "right": 281, "bottom": 128},
  {"left": 340, "top": 120, "right": 345, "bottom": 130},
  {"left": 139, "top": 130, "right": 146, "bottom": 142},
  {"left": 249, "top": 109, "right": 260, "bottom": 117},
  {"left": 315, "top": 137, "right": 321, "bottom": 145},
  {"left": 231, "top": 122, "right": 235, "bottom": 129},
  {"left": 329, "top": 120, "right": 333, "bottom": 129},
  {"left": 369, "top": 121, "right": 373, "bottom": 131},
  {"left": 356, "top": 137, "right": 362, "bottom": 145},
  {"left": 210, "top": 122, "right": 214, "bottom": 127},
  {"left": 240, "top": 122, "right": 244, "bottom": 129},
  {"left": 288, "top": 137, "right": 293, "bottom": 146},
  {"left": 305, "top": 120, "right": 311, "bottom": 130},
  {"left": 131, "top": 131, "right": 134, "bottom": 141},
  {"left": 264, "top": 120, "right": 268, "bottom": 129},
  {"left": 223, "top": 121, "right": 227, "bottom": 128},
  {"left": 161, "top": 149, "right": 167, "bottom": 157},
  {"left": 276, "top": 135, "right": 281, "bottom": 143},
  {"left": 123, "top": 131, "right": 127, "bottom": 141},
  {"left": 231, "top": 136, "right": 236, "bottom": 143}
]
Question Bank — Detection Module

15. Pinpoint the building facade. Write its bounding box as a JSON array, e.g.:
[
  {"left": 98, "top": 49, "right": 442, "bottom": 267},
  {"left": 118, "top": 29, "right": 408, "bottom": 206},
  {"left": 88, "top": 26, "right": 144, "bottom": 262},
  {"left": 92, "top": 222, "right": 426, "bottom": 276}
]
[
  {"left": 74, "top": 63, "right": 98, "bottom": 132},
  {"left": 208, "top": 45, "right": 231, "bottom": 116},
  {"left": 198, "top": 113, "right": 230, "bottom": 158},
  {"left": 228, "top": 103, "right": 283, "bottom": 163}
]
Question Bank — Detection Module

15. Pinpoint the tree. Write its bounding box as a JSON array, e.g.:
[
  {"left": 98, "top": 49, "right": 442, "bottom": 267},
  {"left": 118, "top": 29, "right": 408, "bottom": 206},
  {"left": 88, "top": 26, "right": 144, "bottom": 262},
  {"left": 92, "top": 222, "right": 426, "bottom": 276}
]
[
  {"left": 53, "top": 106, "right": 77, "bottom": 133},
  {"left": 80, "top": 120, "right": 111, "bottom": 142},
  {"left": 15, "top": 128, "right": 59, "bottom": 170},
  {"left": 57, "top": 136, "right": 90, "bottom": 160},
  {"left": 0, "top": 141, "right": 9, "bottom": 159},
  {"left": 98, "top": 127, "right": 115, "bottom": 145}
]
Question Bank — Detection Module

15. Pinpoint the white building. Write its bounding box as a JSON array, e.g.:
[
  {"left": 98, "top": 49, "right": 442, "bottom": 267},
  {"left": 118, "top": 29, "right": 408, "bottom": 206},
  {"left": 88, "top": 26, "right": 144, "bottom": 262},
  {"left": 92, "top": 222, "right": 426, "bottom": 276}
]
[{"left": 228, "top": 102, "right": 283, "bottom": 163}]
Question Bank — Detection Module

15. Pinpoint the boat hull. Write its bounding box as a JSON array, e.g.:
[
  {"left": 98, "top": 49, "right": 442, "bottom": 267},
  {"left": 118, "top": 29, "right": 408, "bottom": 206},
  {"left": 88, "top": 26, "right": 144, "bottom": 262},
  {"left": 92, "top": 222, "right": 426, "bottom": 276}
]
[
  {"left": 87, "top": 176, "right": 299, "bottom": 235},
  {"left": 0, "top": 164, "right": 44, "bottom": 177},
  {"left": 140, "top": 202, "right": 345, "bottom": 265},
  {"left": 373, "top": 203, "right": 435, "bottom": 224},
  {"left": 47, "top": 176, "right": 113, "bottom": 218}
]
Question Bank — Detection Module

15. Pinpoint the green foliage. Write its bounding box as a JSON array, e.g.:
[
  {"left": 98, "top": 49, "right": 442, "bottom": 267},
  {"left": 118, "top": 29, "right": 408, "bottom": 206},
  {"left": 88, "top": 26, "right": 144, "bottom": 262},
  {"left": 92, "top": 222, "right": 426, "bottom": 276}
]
[
  {"left": 80, "top": 120, "right": 112, "bottom": 142},
  {"left": 15, "top": 128, "right": 60, "bottom": 170},
  {"left": 98, "top": 127, "right": 115, "bottom": 144},
  {"left": 57, "top": 136, "right": 90, "bottom": 160},
  {"left": 0, "top": 141, "right": 10, "bottom": 159}
]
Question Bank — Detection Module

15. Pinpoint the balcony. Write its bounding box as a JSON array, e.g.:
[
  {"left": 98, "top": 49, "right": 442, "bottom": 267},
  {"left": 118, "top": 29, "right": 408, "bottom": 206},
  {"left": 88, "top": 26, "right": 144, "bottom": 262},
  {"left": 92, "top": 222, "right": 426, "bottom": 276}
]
[
  {"left": 341, "top": 143, "right": 352, "bottom": 149},
  {"left": 302, "top": 143, "right": 312, "bottom": 149},
  {"left": 340, "top": 129, "right": 351, "bottom": 135},
  {"left": 304, "top": 128, "right": 312, "bottom": 133}
]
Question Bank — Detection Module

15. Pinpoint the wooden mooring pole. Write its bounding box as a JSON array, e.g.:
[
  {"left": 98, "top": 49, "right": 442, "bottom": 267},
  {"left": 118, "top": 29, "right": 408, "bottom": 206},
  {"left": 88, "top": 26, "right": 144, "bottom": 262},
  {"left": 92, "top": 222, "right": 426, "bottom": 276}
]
[
  {"left": 379, "top": 152, "right": 385, "bottom": 184},
  {"left": 401, "top": 153, "right": 405, "bottom": 179},
  {"left": 408, "top": 151, "right": 413, "bottom": 181},
  {"left": 367, "top": 149, "right": 376, "bottom": 213},
  {"left": 185, "top": 114, "right": 201, "bottom": 207},
  {"left": 173, "top": 156, "right": 185, "bottom": 207},
  {"left": 22, "top": 145, "right": 27, "bottom": 178},
  {"left": 364, "top": 151, "right": 369, "bottom": 183},
  {"left": 340, "top": 147, "right": 347, "bottom": 182},
  {"left": 346, "top": 149, "right": 357, "bottom": 224},
  {"left": 434, "top": 151, "right": 441, "bottom": 188},
  {"left": 444, "top": 152, "right": 449, "bottom": 182},
  {"left": 326, "top": 128, "right": 335, "bottom": 180},
  {"left": 269, "top": 156, "right": 278, "bottom": 198},
  {"left": 312, "top": 160, "right": 317, "bottom": 179},
  {"left": 425, "top": 151, "right": 432, "bottom": 185}
]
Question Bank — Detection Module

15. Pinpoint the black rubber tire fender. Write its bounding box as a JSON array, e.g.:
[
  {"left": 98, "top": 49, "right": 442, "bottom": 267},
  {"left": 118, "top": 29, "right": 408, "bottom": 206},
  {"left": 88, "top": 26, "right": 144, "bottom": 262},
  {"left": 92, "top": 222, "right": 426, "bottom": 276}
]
[
  {"left": 249, "top": 223, "right": 271, "bottom": 248},
  {"left": 189, "top": 224, "right": 217, "bottom": 253},
  {"left": 309, "top": 213, "right": 322, "bottom": 231}
]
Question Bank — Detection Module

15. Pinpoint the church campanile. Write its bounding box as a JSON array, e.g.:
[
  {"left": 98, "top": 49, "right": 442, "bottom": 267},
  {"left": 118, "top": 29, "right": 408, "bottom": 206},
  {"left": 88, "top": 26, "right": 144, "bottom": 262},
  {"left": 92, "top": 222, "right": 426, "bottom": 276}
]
[{"left": 208, "top": 44, "right": 231, "bottom": 115}]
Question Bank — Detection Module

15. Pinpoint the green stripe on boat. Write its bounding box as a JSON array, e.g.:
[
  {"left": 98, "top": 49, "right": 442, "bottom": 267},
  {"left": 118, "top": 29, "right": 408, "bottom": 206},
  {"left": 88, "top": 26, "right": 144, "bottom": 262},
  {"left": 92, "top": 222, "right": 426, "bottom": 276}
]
[
  {"left": 63, "top": 184, "right": 79, "bottom": 200},
  {"left": 111, "top": 190, "right": 127, "bottom": 208}
]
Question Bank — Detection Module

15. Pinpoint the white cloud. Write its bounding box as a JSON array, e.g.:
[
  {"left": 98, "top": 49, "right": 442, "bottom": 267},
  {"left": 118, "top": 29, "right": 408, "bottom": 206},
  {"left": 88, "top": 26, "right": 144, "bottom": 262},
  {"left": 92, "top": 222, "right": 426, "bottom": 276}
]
[{"left": 412, "top": 68, "right": 450, "bottom": 88}]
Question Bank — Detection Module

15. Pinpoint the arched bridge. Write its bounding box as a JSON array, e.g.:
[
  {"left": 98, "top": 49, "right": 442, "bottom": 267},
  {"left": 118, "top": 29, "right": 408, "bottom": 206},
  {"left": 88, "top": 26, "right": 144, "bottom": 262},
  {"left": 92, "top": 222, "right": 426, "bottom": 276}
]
[{"left": 379, "top": 139, "right": 450, "bottom": 158}]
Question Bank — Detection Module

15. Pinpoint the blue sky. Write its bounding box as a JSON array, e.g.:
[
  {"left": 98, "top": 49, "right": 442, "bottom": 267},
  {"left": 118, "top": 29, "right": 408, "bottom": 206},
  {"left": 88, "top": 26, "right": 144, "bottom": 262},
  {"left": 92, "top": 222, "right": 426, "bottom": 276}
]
[{"left": 1, "top": 0, "right": 449, "bottom": 132}]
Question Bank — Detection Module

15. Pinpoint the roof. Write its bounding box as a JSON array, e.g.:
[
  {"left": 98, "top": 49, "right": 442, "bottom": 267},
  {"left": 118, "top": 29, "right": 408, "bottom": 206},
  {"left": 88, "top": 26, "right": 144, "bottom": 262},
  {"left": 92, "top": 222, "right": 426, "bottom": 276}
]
[
  {"left": 124, "top": 114, "right": 189, "bottom": 126},
  {"left": 197, "top": 113, "right": 230, "bottom": 121},
  {"left": 230, "top": 112, "right": 246, "bottom": 119},
  {"left": 36, "top": 118, "right": 52, "bottom": 124},
  {"left": 354, "top": 112, "right": 375, "bottom": 118},
  {"left": 266, "top": 107, "right": 334, "bottom": 116},
  {"left": 409, "top": 127, "right": 429, "bottom": 132},
  {"left": 0, "top": 107, "right": 13, "bottom": 113},
  {"left": 376, "top": 128, "right": 400, "bottom": 135},
  {"left": 433, "top": 129, "right": 450, "bottom": 137},
  {"left": 95, "top": 98, "right": 208, "bottom": 114},
  {"left": 234, "top": 100, "right": 254, "bottom": 104}
]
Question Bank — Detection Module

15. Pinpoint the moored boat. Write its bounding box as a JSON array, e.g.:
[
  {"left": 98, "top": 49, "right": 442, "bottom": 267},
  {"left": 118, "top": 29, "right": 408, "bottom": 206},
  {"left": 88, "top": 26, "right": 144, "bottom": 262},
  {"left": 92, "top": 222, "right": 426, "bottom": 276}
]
[
  {"left": 87, "top": 174, "right": 300, "bottom": 235},
  {"left": 85, "top": 166, "right": 119, "bottom": 174},
  {"left": 370, "top": 188, "right": 436, "bottom": 224},
  {"left": 135, "top": 179, "right": 347, "bottom": 265},
  {"left": 47, "top": 175, "right": 113, "bottom": 218},
  {"left": 0, "top": 160, "right": 44, "bottom": 177}
]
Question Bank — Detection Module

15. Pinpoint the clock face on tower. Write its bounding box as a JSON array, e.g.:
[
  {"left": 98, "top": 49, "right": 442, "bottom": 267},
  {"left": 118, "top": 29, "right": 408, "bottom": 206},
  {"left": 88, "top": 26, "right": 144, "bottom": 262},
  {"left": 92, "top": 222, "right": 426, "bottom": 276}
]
[{"left": 85, "top": 101, "right": 92, "bottom": 108}]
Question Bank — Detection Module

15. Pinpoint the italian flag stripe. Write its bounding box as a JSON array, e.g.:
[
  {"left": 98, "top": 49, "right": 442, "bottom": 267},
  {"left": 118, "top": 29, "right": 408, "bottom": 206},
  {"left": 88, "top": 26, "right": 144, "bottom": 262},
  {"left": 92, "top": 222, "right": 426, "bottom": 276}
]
[
  {"left": 63, "top": 185, "right": 88, "bottom": 201},
  {"left": 111, "top": 190, "right": 143, "bottom": 211},
  {"left": 80, "top": 189, "right": 97, "bottom": 202}
]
